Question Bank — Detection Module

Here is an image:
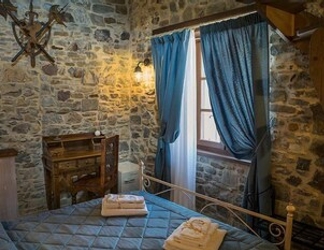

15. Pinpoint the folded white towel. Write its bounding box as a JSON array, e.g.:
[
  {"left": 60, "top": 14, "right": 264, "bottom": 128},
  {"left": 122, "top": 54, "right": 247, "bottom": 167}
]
[
  {"left": 173, "top": 222, "right": 217, "bottom": 249},
  {"left": 105, "top": 194, "right": 145, "bottom": 204},
  {"left": 103, "top": 200, "right": 146, "bottom": 209},
  {"left": 120, "top": 202, "right": 145, "bottom": 209},
  {"left": 164, "top": 225, "right": 227, "bottom": 250},
  {"left": 180, "top": 217, "right": 212, "bottom": 240},
  {"left": 101, "top": 202, "right": 148, "bottom": 217},
  {"left": 102, "top": 202, "right": 119, "bottom": 209}
]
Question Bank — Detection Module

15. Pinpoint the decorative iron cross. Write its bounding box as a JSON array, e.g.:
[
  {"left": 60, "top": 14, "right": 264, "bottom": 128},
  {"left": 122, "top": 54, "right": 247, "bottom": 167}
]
[{"left": 0, "top": 0, "right": 67, "bottom": 67}]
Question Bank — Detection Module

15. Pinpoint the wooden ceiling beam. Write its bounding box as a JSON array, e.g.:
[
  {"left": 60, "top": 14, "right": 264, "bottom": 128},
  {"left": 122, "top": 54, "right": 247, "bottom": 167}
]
[{"left": 256, "top": 1, "right": 322, "bottom": 50}]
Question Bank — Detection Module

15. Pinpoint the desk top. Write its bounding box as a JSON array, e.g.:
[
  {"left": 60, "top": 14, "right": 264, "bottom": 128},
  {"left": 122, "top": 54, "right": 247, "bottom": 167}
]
[
  {"left": 50, "top": 149, "right": 102, "bottom": 162},
  {"left": 43, "top": 133, "right": 105, "bottom": 143},
  {"left": 43, "top": 133, "right": 105, "bottom": 162}
]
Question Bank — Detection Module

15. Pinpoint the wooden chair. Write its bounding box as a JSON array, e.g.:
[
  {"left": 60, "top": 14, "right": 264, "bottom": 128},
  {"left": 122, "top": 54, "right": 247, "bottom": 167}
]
[{"left": 71, "top": 135, "right": 119, "bottom": 204}]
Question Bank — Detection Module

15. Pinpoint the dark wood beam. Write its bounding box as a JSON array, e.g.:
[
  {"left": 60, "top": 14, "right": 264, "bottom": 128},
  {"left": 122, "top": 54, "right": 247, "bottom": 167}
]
[
  {"left": 152, "top": 4, "right": 257, "bottom": 36},
  {"left": 236, "top": 0, "right": 255, "bottom": 3}
]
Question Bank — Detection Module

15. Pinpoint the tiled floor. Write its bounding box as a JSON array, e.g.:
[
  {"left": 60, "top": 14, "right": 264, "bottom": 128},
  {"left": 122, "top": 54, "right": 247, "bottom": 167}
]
[{"left": 291, "top": 242, "right": 314, "bottom": 250}]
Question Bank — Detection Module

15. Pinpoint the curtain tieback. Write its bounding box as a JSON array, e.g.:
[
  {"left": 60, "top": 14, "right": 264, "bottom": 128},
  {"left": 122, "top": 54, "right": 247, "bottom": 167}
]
[
  {"left": 157, "top": 122, "right": 167, "bottom": 150},
  {"left": 157, "top": 137, "right": 165, "bottom": 150},
  {"left": 253, "top": 129, "right": 270, "bottom": 155}
]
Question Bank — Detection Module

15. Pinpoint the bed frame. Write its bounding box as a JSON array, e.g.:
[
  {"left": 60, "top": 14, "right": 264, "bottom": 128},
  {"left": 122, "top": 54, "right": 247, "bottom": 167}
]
[{"left": 139, "top": 162, "right": 295, "bottom": 250}]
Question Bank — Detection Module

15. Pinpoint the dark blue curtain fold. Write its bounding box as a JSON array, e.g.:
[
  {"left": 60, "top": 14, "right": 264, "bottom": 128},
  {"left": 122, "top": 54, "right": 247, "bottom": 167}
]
[
  {"left": 151, "top": 30, "right": 190, "bottom": 185},
  {"left": 200, "top": 14, "right": 271, "bottom": 216}
]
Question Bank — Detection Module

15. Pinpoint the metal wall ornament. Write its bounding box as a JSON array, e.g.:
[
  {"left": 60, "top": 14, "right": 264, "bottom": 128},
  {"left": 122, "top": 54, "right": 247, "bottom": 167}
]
[{"left": 0, "top": 0, "right": 67, "bottom": 67}]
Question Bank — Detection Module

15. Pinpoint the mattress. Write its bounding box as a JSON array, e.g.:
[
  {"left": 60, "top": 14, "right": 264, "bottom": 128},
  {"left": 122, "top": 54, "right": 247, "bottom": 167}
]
[{"left": 0, "top": 191, "right": 278, "bottom": 250}]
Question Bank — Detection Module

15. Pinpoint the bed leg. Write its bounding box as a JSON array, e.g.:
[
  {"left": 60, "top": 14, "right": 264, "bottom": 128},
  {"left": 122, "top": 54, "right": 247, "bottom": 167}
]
[
  {"left": 284, "top": 203, "right": 296, "bottom": 250},
  {"left": 71, "top": 193, "right": 77, "bottom": 204},
  {"left": 139, "top": 161, "right": 144, "bottom": 191}
]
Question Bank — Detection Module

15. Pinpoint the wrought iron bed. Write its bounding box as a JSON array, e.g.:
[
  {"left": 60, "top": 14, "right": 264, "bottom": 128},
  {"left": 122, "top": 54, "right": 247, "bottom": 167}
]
[
  {"left": 0, "top": 162, "right": 295, "bottom": 250},
  {"left": 139, "top": 162, "right": 295, "bottom": 250}
]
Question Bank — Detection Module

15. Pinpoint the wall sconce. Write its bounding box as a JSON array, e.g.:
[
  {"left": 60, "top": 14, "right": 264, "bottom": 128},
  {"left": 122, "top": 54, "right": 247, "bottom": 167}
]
[{"left": 134, "top": 58, "right": 150, "bottom": 83}]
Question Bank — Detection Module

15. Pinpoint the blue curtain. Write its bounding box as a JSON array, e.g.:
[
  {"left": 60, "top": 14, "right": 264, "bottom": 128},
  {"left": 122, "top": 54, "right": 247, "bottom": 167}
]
[
  {"left": 151, "top": 30, "right": 190, "bottom": 185},
  {"left": 200, "top": 14, "right": 271, "bottom": 216}
]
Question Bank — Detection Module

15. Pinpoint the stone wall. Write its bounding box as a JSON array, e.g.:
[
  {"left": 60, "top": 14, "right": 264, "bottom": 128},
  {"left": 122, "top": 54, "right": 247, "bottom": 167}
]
[
  {"left": 1, "top": 0, "right": 324, "bottom": 230},
  {"left": 0, "top": 0, "right": 131, "bottom": 215},
  {"left": 270, "top": 30, "right": 324, "bottom": 227},
  {"left": 129, "top": 0, "right": 324, "bottom": 229}
]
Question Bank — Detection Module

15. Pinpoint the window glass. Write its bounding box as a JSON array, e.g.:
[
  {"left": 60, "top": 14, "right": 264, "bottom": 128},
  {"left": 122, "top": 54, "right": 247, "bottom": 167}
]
[
  {"left": 201, "top": 54, "right": 206, "bottom": 77},
  {"left": 200, "top": 111, "right": 221, "bottom": 143},
  {"left": 201, "top": 80, "right": 211, "bottom": 110}
]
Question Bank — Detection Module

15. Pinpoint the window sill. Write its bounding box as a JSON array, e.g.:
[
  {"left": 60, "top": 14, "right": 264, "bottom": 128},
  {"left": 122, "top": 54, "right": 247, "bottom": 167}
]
[{"left": 197, "top": 149, "right": 251, "bottom": 165}]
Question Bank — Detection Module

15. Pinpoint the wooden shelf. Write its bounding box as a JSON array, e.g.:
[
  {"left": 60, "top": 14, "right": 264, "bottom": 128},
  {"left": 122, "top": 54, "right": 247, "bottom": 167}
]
[
  {"left": 0, "top": 148, "right": 18, "bottom": 220},
  {"left": 0, "top": 148, "right": 18, "bottom": 158}
]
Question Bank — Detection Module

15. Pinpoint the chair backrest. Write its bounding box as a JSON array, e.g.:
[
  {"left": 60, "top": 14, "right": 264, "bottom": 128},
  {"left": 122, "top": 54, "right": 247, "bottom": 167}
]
[{"left": 100, "top": 135, "right": 119, "bottom": 188}]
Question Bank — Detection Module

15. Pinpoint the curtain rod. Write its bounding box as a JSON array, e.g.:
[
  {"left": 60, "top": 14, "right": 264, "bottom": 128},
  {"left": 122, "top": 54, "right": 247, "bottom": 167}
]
[{"left": 151, "top": 4, "right": 257, "bottom": 37}]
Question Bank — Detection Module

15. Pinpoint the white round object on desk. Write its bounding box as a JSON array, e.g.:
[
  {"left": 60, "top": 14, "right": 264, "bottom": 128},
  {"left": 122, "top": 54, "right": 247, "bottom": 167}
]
[{"left": 94, "top": 130, "right": 101, "bottom": 136}]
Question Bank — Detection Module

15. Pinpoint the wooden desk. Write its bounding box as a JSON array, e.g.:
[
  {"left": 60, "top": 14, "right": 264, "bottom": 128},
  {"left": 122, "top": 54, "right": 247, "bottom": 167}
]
[{"left": 42, "top": 133, "right": 105, "bottom": 210}]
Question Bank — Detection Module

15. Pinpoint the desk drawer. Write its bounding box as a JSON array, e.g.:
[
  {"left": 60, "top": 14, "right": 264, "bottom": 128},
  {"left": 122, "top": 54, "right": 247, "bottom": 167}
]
[
  {"left": 78, "top": 158, "right": 99, "bottom": 167},
  {"left": 58, "top": 161, "right": 76, "bottom": 170}
]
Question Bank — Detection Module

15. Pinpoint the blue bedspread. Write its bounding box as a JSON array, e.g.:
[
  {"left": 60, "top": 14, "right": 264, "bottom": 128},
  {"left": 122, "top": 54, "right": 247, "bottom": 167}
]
[{"left": 0, "top": 191, "right": 278, "bottom": 250}]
